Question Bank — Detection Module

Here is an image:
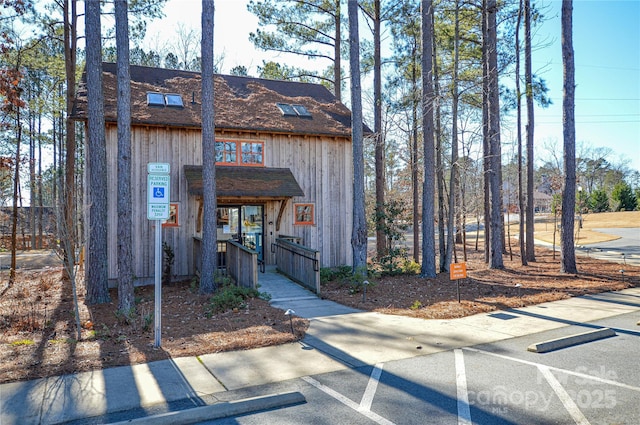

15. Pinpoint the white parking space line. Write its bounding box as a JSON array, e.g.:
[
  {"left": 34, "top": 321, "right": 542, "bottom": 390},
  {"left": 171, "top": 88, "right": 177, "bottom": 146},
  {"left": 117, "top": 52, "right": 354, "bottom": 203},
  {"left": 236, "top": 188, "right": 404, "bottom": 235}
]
[
  {"left": 538, "top": 365, "right": 590, "bottom": 425},
  {"left": 464, "top": 347, "right": 640, "bottom": 392},
  {"left": 302, "top": 376, "right": 396, "bottom": 425},
  {"left": 454, "top": 349, "right": 472, "bottom": 425},
  {"left": 359, "top": 363, "right": 384, "bottom": 412}
]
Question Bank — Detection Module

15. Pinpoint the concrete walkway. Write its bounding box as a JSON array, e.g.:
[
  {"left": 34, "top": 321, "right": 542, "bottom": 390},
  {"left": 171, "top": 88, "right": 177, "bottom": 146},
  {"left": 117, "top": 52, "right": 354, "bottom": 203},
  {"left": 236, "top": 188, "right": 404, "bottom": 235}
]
[
  {"left": 258, "top": 266, "right": 360, "bottom": 318},
  {"left": 2, "top": 271, "right": 640, "bottom": 424}
]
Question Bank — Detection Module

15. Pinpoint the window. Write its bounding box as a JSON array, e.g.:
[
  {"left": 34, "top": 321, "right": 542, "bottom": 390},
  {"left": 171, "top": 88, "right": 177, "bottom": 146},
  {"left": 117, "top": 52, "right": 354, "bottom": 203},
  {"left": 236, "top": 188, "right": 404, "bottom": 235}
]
[
  {"left": 291, "top": 104, "right": 311, "bottom": 117},
  {"left": 277, "top": 102, "right": 312, "bottom": 118},
  {"left": 147, "top": 92, "right": 165, "bottom": 106},
  {"left": 216, "top": 141, "right": 237, "bottom": 164},
  {"left": 215, "top": 140, "right": 264, "bottom": 166},
  {"left": 276, "top": 103, "right": 297, "bottom": 116},
  {"left": 165, "top": 93, "right": 184, "bottom": 107},
  {"left": 241, "top": 142, "right": 263, "bottom": 165},
  {"left": 147, "top": 92, "right": 184, "bottom": 108},
  {"left": 294, "top": 203, "right": 314, "bottom": 225},
  {"left": 162, "top": 203, "right": 179, "bottom": 228}
]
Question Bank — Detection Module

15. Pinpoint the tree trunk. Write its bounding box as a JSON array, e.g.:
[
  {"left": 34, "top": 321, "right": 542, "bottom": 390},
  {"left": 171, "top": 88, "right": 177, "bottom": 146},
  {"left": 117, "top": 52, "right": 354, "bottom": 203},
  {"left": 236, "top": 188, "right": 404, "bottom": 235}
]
[
  {"left": 334, "top": 0, "right": 342, "bottom": 102},
  {"left": 116, "top": 0, "right": 134, "bottom": 313},
  {"left": 348, "top": 0, "right": 367, "bottom": 272},
  {"left": 486, "top": 0, "right": 504, "bottom": 269},
  {"left": 560, "top": 0, "right": 577, "bottom": 274},
  {"left": 200, "top": 0, "right": 218, "bottom": 293},
  {"left": 9, "top": 107, "right": 21, "bottom": 285},
  {"left": 482, "top": 0, "right": 490, "bottom": 264},
  {"left": 373, "top": 0, "right": 386, "bottom": 260},
  {"left": 420, "top": 0, "right": 436, "bottom": 278},
  {"left": 85, "top": 0, "right": 110, "bottom": 304},
  {"left": 29, "top": 85, "right": 36, "bottom": 250},
  {"left": 445, "top": 0, "right": 460, "bottom": 271},
  {"left": 524, "top": 0, "right": 536, "bottom": 262},
  {"left": 411, "top": 54, "right": 419, "bottom": 263},
  {"left": 516, "top": 0, "right": 527, "bottom": 265},
  {"left": 63, "top": 0, "right": 77, "bottom": 279},
  {"left": 433, "top": 26, "right": 446, "bottom": 273}
]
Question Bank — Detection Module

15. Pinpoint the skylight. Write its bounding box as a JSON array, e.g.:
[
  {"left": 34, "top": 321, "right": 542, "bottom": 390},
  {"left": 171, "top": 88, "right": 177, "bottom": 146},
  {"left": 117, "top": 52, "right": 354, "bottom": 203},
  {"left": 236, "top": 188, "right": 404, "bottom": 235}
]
[
  {"left": 165, "top": 93, "right": 184, "bottom": 108},
  {"left": 277, "top": 102, "right": 312, "bottom": 118},
  {"left": 292, "top": 104, "right": 311, "bottom": 117},
  {"left": 276, "top": 103, "right": 297, "bottom": 117},
  {"left": 147, "top": 92, "right": 165, "bottom": 106}
]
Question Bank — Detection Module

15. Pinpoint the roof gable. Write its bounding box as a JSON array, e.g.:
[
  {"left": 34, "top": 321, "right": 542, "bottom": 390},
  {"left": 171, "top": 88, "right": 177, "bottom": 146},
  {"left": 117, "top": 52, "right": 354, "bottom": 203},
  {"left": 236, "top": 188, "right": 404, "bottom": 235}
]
[{"left": 72, "top": 63, "right": 355, "bottom": 138}]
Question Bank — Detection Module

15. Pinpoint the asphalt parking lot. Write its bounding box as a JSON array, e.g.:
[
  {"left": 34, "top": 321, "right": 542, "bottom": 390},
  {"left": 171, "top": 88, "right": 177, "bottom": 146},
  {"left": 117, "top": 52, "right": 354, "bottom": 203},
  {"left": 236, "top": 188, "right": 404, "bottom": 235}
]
[{"left": 198, "top": 310, "right": 640, "bottom": 425}]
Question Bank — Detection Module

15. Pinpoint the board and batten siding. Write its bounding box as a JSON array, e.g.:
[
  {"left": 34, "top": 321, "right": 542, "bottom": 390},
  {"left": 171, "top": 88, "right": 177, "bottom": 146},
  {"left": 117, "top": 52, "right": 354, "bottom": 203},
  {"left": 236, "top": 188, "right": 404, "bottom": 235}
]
[{"left": 103, "top": 125, "right": 352, "bottom": 284}]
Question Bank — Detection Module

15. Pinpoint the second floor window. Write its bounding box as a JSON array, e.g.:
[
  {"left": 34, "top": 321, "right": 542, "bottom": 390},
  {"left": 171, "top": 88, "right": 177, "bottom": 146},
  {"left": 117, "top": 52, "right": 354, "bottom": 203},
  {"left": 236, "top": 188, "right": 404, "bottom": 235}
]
[{"left": 216, "top": 140, "right": 264, "bottom": 166}]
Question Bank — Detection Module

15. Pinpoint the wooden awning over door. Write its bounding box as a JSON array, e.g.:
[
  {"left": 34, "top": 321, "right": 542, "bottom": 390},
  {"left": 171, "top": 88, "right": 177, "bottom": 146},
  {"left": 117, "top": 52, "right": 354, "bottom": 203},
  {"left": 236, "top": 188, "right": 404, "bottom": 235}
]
[
  {"left": 184, "top": 165, "right": 304, "bottom": 198},
  {"left": 185, "top": 165, "right": 304, "bottom": 232}
]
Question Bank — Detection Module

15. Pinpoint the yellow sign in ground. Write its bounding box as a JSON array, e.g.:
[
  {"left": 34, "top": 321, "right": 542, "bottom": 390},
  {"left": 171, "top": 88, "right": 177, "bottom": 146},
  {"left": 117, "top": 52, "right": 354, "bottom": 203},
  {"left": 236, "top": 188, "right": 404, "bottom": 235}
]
[{"left": 450, "top": 262, "right": 467, "bottom": 280}]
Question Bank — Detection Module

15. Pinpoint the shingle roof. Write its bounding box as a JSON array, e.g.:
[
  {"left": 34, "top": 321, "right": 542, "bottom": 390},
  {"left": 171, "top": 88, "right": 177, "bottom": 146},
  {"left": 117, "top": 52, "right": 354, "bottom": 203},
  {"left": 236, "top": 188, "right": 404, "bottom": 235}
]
[
  {"left": 184, "top": 165, "right": 304, "bottom": 198},
  {"left": 72, "top": 63, "right": 356, "bottom": 138}
]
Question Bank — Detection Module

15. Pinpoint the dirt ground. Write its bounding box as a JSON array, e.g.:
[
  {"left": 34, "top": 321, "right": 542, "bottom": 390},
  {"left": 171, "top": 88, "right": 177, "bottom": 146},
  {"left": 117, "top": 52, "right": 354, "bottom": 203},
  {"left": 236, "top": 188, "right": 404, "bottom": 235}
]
[{"left": 1, "top": 241, "right": 638, "bottom": 385}]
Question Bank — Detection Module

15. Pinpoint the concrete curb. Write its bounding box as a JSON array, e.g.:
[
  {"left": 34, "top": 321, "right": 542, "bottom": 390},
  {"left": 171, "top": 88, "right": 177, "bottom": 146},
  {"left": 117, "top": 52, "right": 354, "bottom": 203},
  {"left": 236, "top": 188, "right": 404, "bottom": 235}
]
[
  {"left": 527, "top": 328, "right": 616, "bottom": 353},
  {"left": 107, "top": 391, "right": 306, "bottom": 425}
]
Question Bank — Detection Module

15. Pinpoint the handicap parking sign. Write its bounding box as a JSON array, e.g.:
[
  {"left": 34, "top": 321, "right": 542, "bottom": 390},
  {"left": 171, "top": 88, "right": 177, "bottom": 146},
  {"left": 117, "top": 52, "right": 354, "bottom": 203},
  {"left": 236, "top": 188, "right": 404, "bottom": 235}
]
[{"left": 147, "top": 172, "right": 170, "bottom": 220}]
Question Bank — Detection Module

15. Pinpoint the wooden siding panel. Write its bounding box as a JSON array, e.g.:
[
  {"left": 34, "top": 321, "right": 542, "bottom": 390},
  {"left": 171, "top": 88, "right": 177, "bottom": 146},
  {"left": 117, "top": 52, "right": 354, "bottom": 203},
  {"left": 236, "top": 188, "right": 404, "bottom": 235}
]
[{"left": 105, "top": 126, "right": 352, "bottom": 282}]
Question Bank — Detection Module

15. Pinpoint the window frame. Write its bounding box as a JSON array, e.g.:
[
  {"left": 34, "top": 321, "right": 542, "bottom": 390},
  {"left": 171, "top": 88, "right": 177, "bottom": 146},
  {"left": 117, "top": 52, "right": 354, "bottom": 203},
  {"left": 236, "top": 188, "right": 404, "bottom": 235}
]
[
  {"left": 294, "top": 203, "right": 315, "bottom": 225},
  {"left": 215, "top": 139, "right": 265, "bottom": 167},
  {"left": 162, "top": 203, "right": 180, "bottom": 228}
]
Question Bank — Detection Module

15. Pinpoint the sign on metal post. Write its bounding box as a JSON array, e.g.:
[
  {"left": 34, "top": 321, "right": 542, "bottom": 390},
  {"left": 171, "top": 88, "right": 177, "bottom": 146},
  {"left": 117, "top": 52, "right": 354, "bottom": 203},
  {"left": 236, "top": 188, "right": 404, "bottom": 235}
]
[
  {"left": 450, "top": 262, "right": 467, "bottom": 303},
  {"left": 449, "top": 262, "right": 467, "bottom": 280},
  {"left": 148, "top": 163, "right": 170, "bottom": 348},
  {"left": 147, "top": 174, "right": 170, "bottom": 220}
]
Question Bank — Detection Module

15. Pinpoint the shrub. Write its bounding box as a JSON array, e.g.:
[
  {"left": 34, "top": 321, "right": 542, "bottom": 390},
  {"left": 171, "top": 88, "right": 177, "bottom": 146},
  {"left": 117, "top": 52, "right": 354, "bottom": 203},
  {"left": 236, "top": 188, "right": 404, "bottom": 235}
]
[
  {"left": 612, "top": 181, "right": 637, "bottom": 211},
  {"left": 208, "top": 284, "right": 261, "bottom": 315},
  {"left": 320, "top": 266, "right": 352, "bottom": 283},
  {"left": 588, "top": 189, "right": 610, "bottom": 213}
]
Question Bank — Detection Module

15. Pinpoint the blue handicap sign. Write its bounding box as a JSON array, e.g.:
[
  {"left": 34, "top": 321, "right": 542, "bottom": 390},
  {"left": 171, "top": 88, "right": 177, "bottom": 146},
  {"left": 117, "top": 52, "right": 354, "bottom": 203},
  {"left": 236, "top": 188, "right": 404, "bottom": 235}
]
[{"left": 153, "top": 187, "right": 165, "bottom": 198}]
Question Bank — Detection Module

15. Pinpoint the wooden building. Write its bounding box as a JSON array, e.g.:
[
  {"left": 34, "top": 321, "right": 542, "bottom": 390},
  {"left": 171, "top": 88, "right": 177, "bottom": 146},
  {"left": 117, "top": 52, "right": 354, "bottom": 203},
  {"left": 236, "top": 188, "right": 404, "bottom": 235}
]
[{"left": 73, "top": 63, "right": 355, "bottom": 284}]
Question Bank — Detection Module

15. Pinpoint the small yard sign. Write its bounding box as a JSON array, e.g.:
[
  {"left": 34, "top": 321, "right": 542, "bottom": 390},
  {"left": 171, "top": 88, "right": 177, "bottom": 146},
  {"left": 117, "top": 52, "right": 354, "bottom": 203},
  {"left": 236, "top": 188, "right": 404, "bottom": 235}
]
[{"left": 450, "top": 262, "right": 467, "bottom": 280}]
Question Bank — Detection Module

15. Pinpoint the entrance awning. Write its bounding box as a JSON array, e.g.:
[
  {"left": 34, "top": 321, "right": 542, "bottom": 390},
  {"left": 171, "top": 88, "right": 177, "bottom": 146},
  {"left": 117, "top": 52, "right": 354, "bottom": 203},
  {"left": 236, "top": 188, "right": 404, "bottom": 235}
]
[{"left": 184, "top": 165, "right": 304, "bottom": 198}]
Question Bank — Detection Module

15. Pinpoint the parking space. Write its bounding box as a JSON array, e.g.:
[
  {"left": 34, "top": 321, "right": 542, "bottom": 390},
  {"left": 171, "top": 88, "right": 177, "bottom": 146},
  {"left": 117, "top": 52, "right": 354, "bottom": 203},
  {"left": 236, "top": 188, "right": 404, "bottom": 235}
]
[{"left": 201, "top": 311, "right": 640, "bottom": 425}]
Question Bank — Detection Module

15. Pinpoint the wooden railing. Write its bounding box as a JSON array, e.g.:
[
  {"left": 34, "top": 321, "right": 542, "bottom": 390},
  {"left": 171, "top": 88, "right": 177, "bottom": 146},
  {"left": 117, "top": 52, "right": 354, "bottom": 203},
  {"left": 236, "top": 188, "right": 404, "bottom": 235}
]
[
  {"left": 272, "top": 237, "right": 320, "bottom": 294},
  {"left": 226, "top": 240, "right": 258, "bottom": 289},
  {"left": 193, "top": 237, "right": 228, "bottom": 274}
]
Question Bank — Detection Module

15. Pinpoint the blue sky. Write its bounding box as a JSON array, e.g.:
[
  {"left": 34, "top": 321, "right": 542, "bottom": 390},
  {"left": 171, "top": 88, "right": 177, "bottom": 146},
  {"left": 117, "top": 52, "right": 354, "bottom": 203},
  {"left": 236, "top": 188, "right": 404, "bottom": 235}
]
[
  {"left": 145, "top": 0, "right": 640, "bottom": 173},
  {"left": 529, "top": 0, "right": 640, "bottom": 172}
]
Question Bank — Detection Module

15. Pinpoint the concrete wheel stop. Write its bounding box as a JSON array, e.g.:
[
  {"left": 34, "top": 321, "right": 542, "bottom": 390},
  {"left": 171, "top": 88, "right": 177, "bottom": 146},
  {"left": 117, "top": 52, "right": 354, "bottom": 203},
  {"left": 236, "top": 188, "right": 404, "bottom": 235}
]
[
  {"left": 527, "top": 328, "right": 616, "bottom": 353},
  {"left": 109, "top": 391, "right": 306, "bottom": 425}
]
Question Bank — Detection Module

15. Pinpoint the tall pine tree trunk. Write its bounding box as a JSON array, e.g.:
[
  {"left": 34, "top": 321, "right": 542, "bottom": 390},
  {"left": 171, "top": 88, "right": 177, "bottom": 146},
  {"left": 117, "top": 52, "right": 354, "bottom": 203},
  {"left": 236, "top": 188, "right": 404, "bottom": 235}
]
[
  {"left": 200, "top": 0, "right": 218, "bottom": 294},
  {"left": 445, "top": 0, "right": 460, "bottom": 270},
  {"left": 85, "top": 0, "right": 110, "bottom": 304},
  {"left": 348, "top": 0, "right": 367, "bottom": 272},
  {"left": 420, "top": 0, "right": 436, "bottom": 278},
  {"left": 63, "top": 0, "right": 77, "bottom": 279},
  {"left": 516, "top": 0, "right": 527, "bottom": 265},
  {"left": 486, "top": 0, "right": 504, "bottom": 269},
  {"left": 524, "top": 0, "right": 536, "bottom": 262},
  {"left": 560, "top": 0, "right": 577, "bottom": 274},
  {"left": 373, "top": 0, "right": 386, "bottom": 260},
  {"left": 116, "top": 0, "right": 134, "bottom": 313},
  {"left": 433, "top": 25, "right": 446, "bottom": 272}
]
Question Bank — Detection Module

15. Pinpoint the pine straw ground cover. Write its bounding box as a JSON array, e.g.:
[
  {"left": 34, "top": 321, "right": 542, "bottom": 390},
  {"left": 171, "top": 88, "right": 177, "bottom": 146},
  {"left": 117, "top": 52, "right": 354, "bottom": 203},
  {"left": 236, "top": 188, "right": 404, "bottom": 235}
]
[
  {"left": 1, "top": 242, "right": 638, "bottom": 384},
  {"left": 322, "top": 244, "right": 639, "bottom": 319}
]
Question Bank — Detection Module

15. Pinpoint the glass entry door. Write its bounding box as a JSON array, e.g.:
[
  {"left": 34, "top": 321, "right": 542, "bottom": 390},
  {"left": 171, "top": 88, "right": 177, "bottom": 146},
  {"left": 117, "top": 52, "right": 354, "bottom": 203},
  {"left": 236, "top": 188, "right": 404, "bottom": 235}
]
[
  {"left": 217, "top": 205, "right": 264, "bottom": 262},
  {"left": 240, "top": 205, "right": 263, "bottom": 262}
]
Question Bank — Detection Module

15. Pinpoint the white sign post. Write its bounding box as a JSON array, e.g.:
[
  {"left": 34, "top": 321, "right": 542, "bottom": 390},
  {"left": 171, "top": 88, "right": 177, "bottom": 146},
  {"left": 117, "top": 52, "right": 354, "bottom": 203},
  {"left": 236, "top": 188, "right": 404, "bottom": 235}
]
[{"left": 147, "top": 163, "right": 170, "bottom": 348}]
